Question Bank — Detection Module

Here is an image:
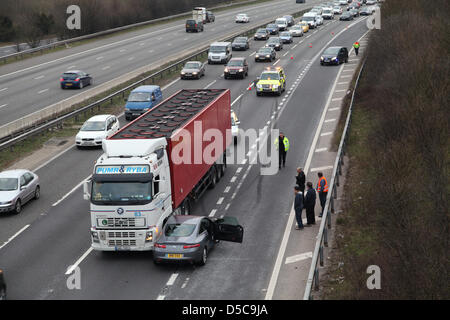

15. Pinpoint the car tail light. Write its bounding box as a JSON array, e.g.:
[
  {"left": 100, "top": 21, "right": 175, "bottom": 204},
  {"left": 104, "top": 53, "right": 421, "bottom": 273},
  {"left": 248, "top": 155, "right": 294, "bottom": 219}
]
[
  {"left": 60, "top": 78, "right": 64, "bottom": 82},
  {"left": 75, "top": 78, "right": 80, "bottom": 81},
  {"left": 195, "top": 24, "right": 197, "bottom": 27},
  {"left": 183, "top": 244, "right": 200, "bottom": 249},
  {"left": 155, "top": 243, "right": 166, "bottom": 248}
]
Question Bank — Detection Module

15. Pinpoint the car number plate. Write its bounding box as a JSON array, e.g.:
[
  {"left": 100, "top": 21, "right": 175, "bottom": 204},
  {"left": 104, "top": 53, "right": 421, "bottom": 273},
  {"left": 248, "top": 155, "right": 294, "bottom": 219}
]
[
  {"left": 230, "top": 70, "right": 236, "bottom": 74},
  {"left": 66, "top": 83, "right": 72, "bottom": 86},
  {"left": 115, "top": 246, "right": 130, "bottom": 251},
  {"left": 167, "top": 253, "right": 183, "bottom": 258}
]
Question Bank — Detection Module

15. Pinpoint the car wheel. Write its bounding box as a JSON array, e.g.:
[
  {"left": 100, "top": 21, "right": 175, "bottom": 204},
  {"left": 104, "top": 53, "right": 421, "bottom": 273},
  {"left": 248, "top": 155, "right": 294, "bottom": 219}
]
[
  {"left": 14, "top": 199, "right": 22, "bottom": 214},
  {"left": 34, "top": 186, "right": 40, "bottom": 200},
  {"left": 256, "top": 92, "right": 261, "bottom": 97},
  {"left": 234, "top": 136, "right": 238, "bottom": 145},
  {"left": 277, "top": 88, "right": 282, "bottom": 96},
  {"left": 0, "top": 287, "right": 6, "bottom": 300},
  {"left": 208, "top": 60, "right": 211, "bottom": 64},
  {"left": 345, "top": 57, "right": 349, "bottom": 63},
  {"left": 79, "top": 81, "right": 83, "bottom": 89},
  {"left": 61, "top": 85, "right": 65, "bottom": 89},
  {"left": 197, "top": 247, "right": 208, "bottom": 266},
  {"left": 153, "top": 259, "right": 161, "bottom": 265}
]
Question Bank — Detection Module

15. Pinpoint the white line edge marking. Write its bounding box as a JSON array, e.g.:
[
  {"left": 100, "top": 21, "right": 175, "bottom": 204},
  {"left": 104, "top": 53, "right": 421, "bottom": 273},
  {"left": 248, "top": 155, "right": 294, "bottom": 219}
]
[
  {"left": 166, "top": 273, "right": 179, "bottom": 286},
  {"left": 52, "top": 175, "right": 90, "bottom": 207},
  {"left": 0, "top": 224, "right": 30, "bottom": 250},
  {"left": 65, "top": 247, "right": 94, "bottom": 274}
]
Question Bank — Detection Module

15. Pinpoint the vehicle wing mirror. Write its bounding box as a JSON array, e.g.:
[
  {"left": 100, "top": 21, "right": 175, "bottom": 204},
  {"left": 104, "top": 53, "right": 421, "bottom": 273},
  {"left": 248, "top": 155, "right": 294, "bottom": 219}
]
[
  {"left": 83, "top": 180, "right": 91, "bottom": 200},
  {"left": 20, "top": 186, "right": 27, "bottom": 190}
]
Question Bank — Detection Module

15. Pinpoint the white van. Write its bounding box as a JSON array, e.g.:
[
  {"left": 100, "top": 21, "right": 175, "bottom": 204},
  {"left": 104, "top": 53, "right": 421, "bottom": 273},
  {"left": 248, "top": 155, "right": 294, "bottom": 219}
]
[
  {"left": 301, "top": 13, "right": 318, "bottom": 29},
  {"left": 208, "top": 42, "right": 232, "bottom": 64},
  {"left": 275, "top": 17, "right": 288, "bottom": 31},
  {"left": 193, "top": 7, "right": 207, "bottom": 23}
]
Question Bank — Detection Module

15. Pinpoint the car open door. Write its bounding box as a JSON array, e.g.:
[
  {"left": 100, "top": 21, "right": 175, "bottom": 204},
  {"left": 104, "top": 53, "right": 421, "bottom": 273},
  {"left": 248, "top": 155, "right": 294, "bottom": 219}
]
[{"left": 213, "top": 216, "right": 243, "bottom": 243}]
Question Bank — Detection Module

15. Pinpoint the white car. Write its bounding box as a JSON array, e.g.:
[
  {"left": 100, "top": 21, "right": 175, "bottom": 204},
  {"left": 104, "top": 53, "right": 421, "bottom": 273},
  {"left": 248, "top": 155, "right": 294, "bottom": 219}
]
[
  {"left": 235, "top": 13, "right": 250, "bottom": 23},
  {"left": 231, "top": 110, "right": 240, "bottom": 144},
  {"left": 288, "top": 25, "right": 304, "bottom": 37},
  {"left": 366, "top": 0, "right": 377, "bottom": 4},
  {"left": 301, "top": 13, "right": 318, "bottom": 28},
  {"left": 75, "top": 114, "right": 120, "bottom": 148},
  {"left": 0, "top": 169, "right": 40, "bottom": 214},
  {"left": 315, "top": 15, "right": 324, "bottom": 25},
  {"left": 333, "top": 6, "right": 343, "bottom": 14},
  {"left": 339, "top": 0, "right": 348, "bottom": 5},
  {"left": 322, "top": 8, "right": 334, "bottom": 19}
]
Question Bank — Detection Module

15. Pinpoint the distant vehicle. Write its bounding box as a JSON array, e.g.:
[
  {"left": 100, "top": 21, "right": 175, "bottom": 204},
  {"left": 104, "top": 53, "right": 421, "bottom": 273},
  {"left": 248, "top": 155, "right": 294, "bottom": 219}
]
[
  {"left": 231, "top": 110, "right": 240, "bottom": 144},
  {"left": 315, "top": 14, "right": 324, "bottom": 25},
  {"left": 296, "top": 0, "right": 305, "bottom": 3},
  {"left": 320, "top": 46, "right": 349, "bottom": 65},
  {"left": 0, "top": 169, "right": 40, "bottom": 214},
  {"left": 185, "top": 19, "right": 203, "bottom": 32},
  {"left": 283, "top": 15, "right": 295, "bottom": 26},
  {"left": 60, "top": 70, "right": 92, "bottom": 89},
  {"left": 254, "top": 28, "right": 270, "bottom": 40},
  {"left": 232, "top": 36, "right": 250, "bottom": 51},
  {"left": 340, "top": 11, "right": 354, "bottom": 20},
  {"left": 224, "top": 57, "right": 248, "bottom": 79},
  {"left": 193, "top": 7, "right": 207, "bottom": 23},
  {"left": 265, "top": 37, "right": 283, "bottom": 51},
  {"left": 339, "top": 0, "right": 348, "bottom": 5},
  {"left": 180, "top": 61, "right": 206, "bottom": 79},
  {"left": 153, "top": 215, "right": 243, "bottom": 266},
  {"left": 350, "top": 8, "right": 360, "bottom": 17},
  {"left": 0, "top": 269, "right": 5, "bottom": 300},
  {"left": 312, "top": 6, "right": 323, "bottom": 14},
  {"left": 279, "top": 31, "right": 293, "bottom": 44},
  {"left": 322, "top": 8, "right": 335, "bottom": 19},
  {"left": 235, "top": 13, "right": 250, "bottom": 23},
  {"left": 288, "top": 25, "right": 304, "bottom": 37},
  {"left": 208, "top": 42, "right": 232, "bottom": 64},
  {"left": 275, "top": 18, "right": 289, "bottom": 31},
  {"left": 359, "top": 7, "right": 373, "bottom": 15},
  {"left": 124, "top": 85, "right": 163, "bottom": 120},
  {"left": 298, "top": 21, "right": 310, "bottom": 33},
  {"left": 266, "top": 23, "right": 279, "bottom": 35},
  {"left": 255, "top": 47, "right": 276, "bottom": 62},
  {"left": 366, "top": 0, "right": 377, "bottom": 4},
  {"left": 255, "top": 66, "right": 287, "bottom": 96},
  {"left": 206, "top": 11, "right": 215, "bottom": 22},
  {"left": 333, "top": 6, "right": 343, "bottom": 14},
  {"left": 301, "top": 13, "right": 317, "bottom": 28},
  {"left": 76, "top": 115, "right": 119, "bottom": 148}
]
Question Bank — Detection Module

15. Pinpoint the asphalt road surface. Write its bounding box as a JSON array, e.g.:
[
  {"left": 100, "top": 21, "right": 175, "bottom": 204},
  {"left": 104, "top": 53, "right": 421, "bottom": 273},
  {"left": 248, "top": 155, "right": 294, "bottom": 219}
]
[{"left": 0, "top": 9, "right": 369, "bottom": 299}]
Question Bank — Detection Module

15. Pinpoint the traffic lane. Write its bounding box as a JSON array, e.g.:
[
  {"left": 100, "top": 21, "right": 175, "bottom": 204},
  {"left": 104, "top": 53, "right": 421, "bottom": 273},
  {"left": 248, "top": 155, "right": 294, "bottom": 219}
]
[
  {"left": 0, "top": 189, "right": 92, "bottom": 299},
  {"left": 0, "top": 0, "right": 321, "bottom": 126},
  {"left": 163, "top": 21, "right": 369, "bottom": 300}
]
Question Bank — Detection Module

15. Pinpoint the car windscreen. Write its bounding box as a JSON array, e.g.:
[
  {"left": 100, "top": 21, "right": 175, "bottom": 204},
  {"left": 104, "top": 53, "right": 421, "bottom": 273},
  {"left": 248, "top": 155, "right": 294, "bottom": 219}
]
[
  {"left": 323, "top": 10, "right": 332, "bottom": 13},
  {"left": 280, "top": 32, "right": 290, "bottom": 36},
  {"left": 234, "top": 38, "right": 246, "bottom": 43},
  {"left": 323, "top": 47, "right": 340, "bottom": 55},
  {"left": 164, "top": 223, "right": 196, "bottom": 237},
  {"left": 128, "top": 92, "right": 151, "bottom": 102},
  {"left": 81, "top": 121, "right": 105, "bottom": 131},
  {"left": 184, "top": 62, "right": 200, "bottom": 69},
  {"left": 302, "top": 16, "right": 315, "bottom": 21},
  {"left": 275, "top": 19, "right": 286, "bottom": 24},
  {"left": 268, "top": 38, "right": 280, "bottom": 43},
  {"left": 256, "top": 29, "right": 266, "bottom": 33},
  {"left": 267, "top": 24, "right": 277, "bottom": 28},
  {"left": 92, "top": 181, "right": 152, "bottom": 204},
  {"left": 210, "top": 46, "right": 226, "bottom": 53},
  {"left": 227, "top": 60, "right": 244, "bottom": 67},
  {"left": 258, "top": 48, "right": 272, "bottom": 53},
  {"left": 0, "top": 178, "right": 18, "bottom": 191},
  {"left": 260, "top": 72, "right": 280, "bottom": 80},
  {"left": 62, "top": 73, "right": 78, "bottom": 80}
]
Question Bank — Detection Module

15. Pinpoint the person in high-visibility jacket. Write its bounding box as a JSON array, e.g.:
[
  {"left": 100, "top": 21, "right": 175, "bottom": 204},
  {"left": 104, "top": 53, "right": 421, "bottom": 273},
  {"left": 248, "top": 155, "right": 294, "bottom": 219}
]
[
  {"left": 274, "top": 132, "right": 290, "bottom": 169},
  {"left": 353, "top": 41, "right": 360, "bottom": 56},
  {"left": 316, "top": 172, "right": 329, "bottom": 217}
]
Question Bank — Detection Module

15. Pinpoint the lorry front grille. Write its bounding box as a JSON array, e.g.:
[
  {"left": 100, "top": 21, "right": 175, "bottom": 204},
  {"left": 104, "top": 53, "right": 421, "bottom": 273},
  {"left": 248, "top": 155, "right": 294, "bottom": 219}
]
[
  {"left": 108, "top": 240, "right": 137, "bottom": 247},
  {"left": 106, "top": 218, "right": 139, "bottom": 228},
  {"left": 108, "top": 232, "right": 136, "bottom": 238}
]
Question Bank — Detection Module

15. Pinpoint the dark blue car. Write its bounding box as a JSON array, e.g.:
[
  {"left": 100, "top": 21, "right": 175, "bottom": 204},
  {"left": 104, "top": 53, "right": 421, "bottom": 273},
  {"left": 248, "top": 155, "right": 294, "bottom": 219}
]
[
  {"left": 266, "top": 23, "right": 279, "bottom": 35},
  {"left": 124, "top": 85, "right": 163, "bottom": 120},
  {"left": 60, "top": 70, "right": 92, "bottom": 89}
]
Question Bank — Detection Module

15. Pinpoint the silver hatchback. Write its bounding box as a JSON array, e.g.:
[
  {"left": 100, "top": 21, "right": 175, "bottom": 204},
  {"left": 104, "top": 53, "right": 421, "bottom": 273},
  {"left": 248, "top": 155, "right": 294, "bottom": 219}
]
[{"left": 0, "top": 169, "right": 40, "bottom": 214}]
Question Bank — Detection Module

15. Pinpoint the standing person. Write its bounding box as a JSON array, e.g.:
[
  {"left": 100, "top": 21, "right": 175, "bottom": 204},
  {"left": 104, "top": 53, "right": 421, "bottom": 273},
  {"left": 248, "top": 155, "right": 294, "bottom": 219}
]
[
  {"left": 274, "top": 132, "right": 290, "bottom": 169},
  {"left": 295, "top": 167, "right": 306, "bottom": 199},
  {"left": 316, "top": 172, "right": 329, "bottom": 217},
  {"left": 294, "top": 186, "right": 304, "bottom": 230},
  {"left": 353, "top": 41, "right": 360, "bottom": 56},
  {"left": 304, "top": 182, "right": 316, "bottom": 225}
]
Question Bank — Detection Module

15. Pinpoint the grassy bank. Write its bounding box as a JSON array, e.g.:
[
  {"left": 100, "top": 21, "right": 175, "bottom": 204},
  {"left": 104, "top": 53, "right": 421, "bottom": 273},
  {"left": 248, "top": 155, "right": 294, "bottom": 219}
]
[{"left": 322, "top": 0, "right": 449, "bottom": 299}]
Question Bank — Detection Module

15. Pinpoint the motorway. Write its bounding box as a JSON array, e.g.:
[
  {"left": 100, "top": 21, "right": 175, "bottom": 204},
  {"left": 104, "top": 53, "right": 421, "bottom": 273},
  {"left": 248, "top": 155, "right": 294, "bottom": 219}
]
[
  {"left": 0, "top": 0, "right": 324, "bottom": 128},
  {"left": 0, "top": 3, "right": 369, "bottom": 299}
]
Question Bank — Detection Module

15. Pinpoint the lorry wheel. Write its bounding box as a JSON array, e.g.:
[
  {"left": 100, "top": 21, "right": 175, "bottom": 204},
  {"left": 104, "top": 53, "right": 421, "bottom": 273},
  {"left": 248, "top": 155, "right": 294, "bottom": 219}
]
[
  {"left": 181, "top": 199, "right": 191, "bottom": 215},
  {"left": 209, "top": 167, "right": 217, "bottom": 189}
]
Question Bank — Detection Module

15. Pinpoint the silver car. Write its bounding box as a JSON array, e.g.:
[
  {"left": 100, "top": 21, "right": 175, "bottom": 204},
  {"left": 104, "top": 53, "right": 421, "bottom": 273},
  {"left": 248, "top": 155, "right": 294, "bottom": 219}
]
[
  {"left": 0, "top": 169, "right": 40, "bottom": 214},
  {"left": 180, "top": 61, "right": 206, "bottom": 79},
  {"left": 153, "top": 215, "right": 243, "bottom": 266}
]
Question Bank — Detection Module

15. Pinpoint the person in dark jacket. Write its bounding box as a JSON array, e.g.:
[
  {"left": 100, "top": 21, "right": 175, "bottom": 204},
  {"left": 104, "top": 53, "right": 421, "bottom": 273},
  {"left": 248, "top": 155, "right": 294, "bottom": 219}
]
[
  {"left": 304, "top": 181, "right": 316, "bottom": 225},
  {"left": 295, "top": 167, "right": 306, "bottom": 199},
  {"left": 294, "top": 186, "right": 304, "bottom": 230}
]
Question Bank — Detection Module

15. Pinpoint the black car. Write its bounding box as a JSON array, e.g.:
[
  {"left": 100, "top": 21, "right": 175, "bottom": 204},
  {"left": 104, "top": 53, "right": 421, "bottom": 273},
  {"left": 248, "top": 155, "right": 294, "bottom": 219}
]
[
  {"left": 232, "top": 37, "right": 250, "bottom": 51},
  {"left": 0, "top": 269, "right": 6, "bottom": 300},
  {"left": 283, "top": 15, "right": 295, "bottom": 27},
  {"left": 266, "top": 23, "right": 279, "bottom": 35},
  {"left": 266, "top": 37, "right": 283, "bottom": 51},
  {"left": 206, "top": 11, "right": 215, "bottom": 22},
  {"left": 340, "top": 12, "right": 354, "bottom": 20},
  {"left": 60, "top": 70, "right": 92, "bottom": 89},
  {"left": 320, "top": 46, "right": 349, "bottom": 65},
  {"left": 296, "top": 0, "right": 305, "bottom": 3},
  {"left": 254, "top": 28, "right": 269, "bottom": 40},
  {"left": 255, "top": 47, "right": 276, "bottom": 62},
  {"left": 185, "top": 19, "right": 204, "bottom": 32}
]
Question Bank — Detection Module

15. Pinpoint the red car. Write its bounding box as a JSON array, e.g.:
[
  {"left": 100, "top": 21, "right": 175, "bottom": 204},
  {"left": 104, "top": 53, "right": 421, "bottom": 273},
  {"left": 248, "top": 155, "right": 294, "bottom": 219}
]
[{"left": 224, "top": 57, "right": 249, "bottom": 79}]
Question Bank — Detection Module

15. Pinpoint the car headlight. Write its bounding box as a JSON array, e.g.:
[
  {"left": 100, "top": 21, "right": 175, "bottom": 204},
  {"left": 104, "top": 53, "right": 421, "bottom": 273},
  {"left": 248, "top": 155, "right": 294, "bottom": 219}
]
[
  {"left": 331, "top": 56, "right": 337, "bottom": 60},
  {"left": 321, "top": 56, "right": 324, "bottom": 60},
  {"left": 266, "top": 55, "right": 270, "bottom": 57},
  {"left": 193, "top": 72, "right": 198, "bottom": 75},
  {"left": 255, "top": 54, "right": 259, "bottom": 57},
  {"left": 272, "top": 84, "right": 279, "bottom": 89},
  {"left": 91, "top": 231, "right": 99, "bottom": 243},
  {"left": 256, "top": 84, "right": 262, "bottom": 88},
  {"left": 76, "top": 135, "right": 81, "bottom": 141},
  {"left": 125, "top": 108, "right": 130, "bottom": 111},
  {"left": 239, "top": 68, "right": 243, "bottom": 72},
  {"left": 145, "top": 231, "right": 153, "bottom": 242},
  {"left": 224, "top": 68, "right": 229, "bottom": 72},
  {"left": 181, "top": 71, "right": 185, "bottom": 75}
]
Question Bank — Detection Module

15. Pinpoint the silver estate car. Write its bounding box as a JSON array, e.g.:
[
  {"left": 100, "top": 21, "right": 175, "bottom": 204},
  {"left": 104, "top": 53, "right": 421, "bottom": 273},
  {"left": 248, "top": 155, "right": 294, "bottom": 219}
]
[
  {"left": 153, "top": 215, "right": 243, "bottom": 266},
  {"left": 0, "top": 169, "right": 40, "bottom": 214},
  {"left": 180, "top": 61, "right": 206, "bottom": 79}
]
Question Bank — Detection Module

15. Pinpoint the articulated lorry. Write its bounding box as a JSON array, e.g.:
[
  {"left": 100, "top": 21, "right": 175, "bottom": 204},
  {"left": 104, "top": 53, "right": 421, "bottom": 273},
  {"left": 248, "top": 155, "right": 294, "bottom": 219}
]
[{"left": 84, "top": 89, "right": 231, "bottom": 251}]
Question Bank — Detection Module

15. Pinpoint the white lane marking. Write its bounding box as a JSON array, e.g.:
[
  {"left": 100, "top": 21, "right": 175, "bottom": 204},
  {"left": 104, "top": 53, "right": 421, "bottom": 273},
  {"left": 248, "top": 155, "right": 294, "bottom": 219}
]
[
  {"left": 128, "top": 57, "right": 135, "bottom": 61},
  {"left": 149, "top": 49, "right": 154, "bottom": 53},
  {"left": 0, "top": 104, "right": 7, "bottom": 109},
  {"left": 334, "top": 89, "right": 346, "bottom": 92},
  {"left": 156, "top": 295, "right": 165, "bottom": 300},
  {"left": 342, "top": 69, "right": 355, "bottom": 72},
  {"left": 285, "top": 252, "right": 312, "bottom": 264},
  {"left": 273, "top": 59, "right": 280, "bottom": 66},
  {"left": 282, "top": 51, "right": 289, "bottom": 57},
  {"left": 34, "top": 75, "right": 45, "bottom": 80},
  {"left": 217, "top": 197, "right": 224, "bottom": 205},
  {"left": 96, "top": 56, "right": 104, "bottom": 60},
  {"left": 181, "top": 277, "right": 190, "bottom": 289},
  {"left": 225, "top": 203, "right": 231, "bottom": 211},
  {"left": 340, "top": 75, "right": 352, "bottom": 78},
  {"left": 167, "top": 43, "right": 172, "bottom": 46},
  {"left": 161, "top": 78, "right": 180, "bottom": 90},
  {"left": 337, "top": 82, "right": 349, "bottom": 85},
  {"left": 231, "top": 94, "right": 243, "bottom": 106},
  {"left": 139, "top": 43, "right": 145, "bottom": 46},
  {"left": 68, "top": 65, "right": 76, "bottom": 69},
  {"left": 102, "top": 66, "right": 111, "bottom": 70},
  {"left": 328, "top": 107, "right": 341, "bottom": 111},
  {"left": 236, "top": 167, "right": 242, "bottom": 174},
  {"left": 0, "top": 224, "right": 30, "bottom": 250},
  {"left": 204, "top": 80, "right": 216, "bottom": 89},
  {"left": 38, "top": 88, "right": 49, "bottom": 94},
  {"left": 249, "top": 51, "right": 256, "bottom": 56},
  {"left": 310, "top": 165, "right": 334, "bottom": 172},
  {"left": 331, "top": 98, "right": 343, "bottom": 101},
  {"left": 209, "top": 209, "right": 217, "bottom": 217},
  {"left": 224, "top": 186, "right": 231, "bottom": 193},
  {"left": 230, "top": 176, "right": 237, "bottom": 183},
  {"left": 324, "top": 118, "right": 336, "bottom": 123},
  {"left": 166, "top": 273, "right": 179, "bottom": 286},
  {"left": 320, "top": 132, "right": 332, "bottom": 136},
  {"left": 52, "top": 176, "right": 90, "bottom": 207},
  {"left": 265, "top": 25, "right": 370, "bottom": 300},
  {"left": 65, "top": 247, "right": 94, "bottom": 275},
  {"left": 315, "top": 147, "right": 327, "bottom": 153},
  {"left": 120, "top": 49, "right": 126, "bottom": 53},
  {"left": 0, "top": 87, "right": 8, "bottom": 92}
]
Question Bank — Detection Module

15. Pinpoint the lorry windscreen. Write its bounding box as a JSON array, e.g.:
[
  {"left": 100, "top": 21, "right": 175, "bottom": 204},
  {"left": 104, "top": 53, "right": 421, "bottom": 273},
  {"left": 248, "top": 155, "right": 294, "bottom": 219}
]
[{"left": 91, "top": 181, "right": 152, "bottom": 205}]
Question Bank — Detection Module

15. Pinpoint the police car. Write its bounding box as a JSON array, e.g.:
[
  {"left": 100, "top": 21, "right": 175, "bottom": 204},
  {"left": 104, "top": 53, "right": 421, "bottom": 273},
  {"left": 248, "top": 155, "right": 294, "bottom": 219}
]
[{"left": 255, "top": 67, "right": 286, "bottom": 96}]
